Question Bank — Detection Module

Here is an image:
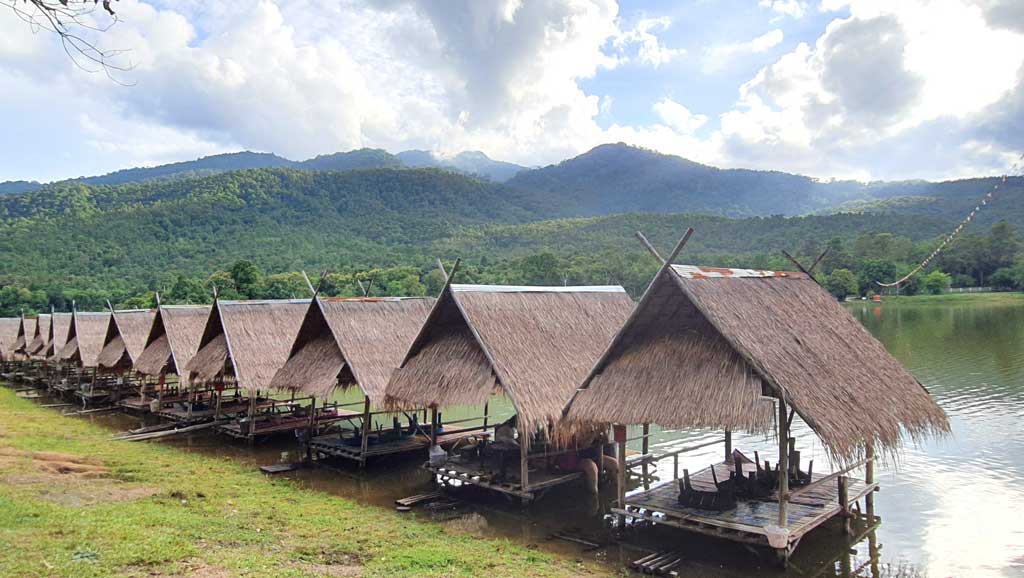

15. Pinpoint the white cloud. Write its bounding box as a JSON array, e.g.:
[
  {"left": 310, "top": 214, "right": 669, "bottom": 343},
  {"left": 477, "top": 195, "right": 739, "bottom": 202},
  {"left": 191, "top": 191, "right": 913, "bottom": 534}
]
[
  {"left": 759, "top": 0, "right": 807, "bottom": 19},
  {"left": 653, "top": 98, "right": 708, "bottom": 134},
  {"left": 612, "top": 16, "right": 685, "bottom": 67},
  {"left": 0, "top": 0, "right": 1021, "bottom": 183},
  {"left": 703, "top": 29, "right": 784, "bottom": 73}
]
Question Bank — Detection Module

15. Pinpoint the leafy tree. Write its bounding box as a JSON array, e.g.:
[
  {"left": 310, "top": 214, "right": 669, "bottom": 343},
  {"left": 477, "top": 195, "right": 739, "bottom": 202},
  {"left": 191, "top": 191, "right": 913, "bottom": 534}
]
[
  {"left": 261, "top": 273, "right": 311, "bottom": 299},
  {"left": 921, "top": 270, "right": 952, "bottom": 295},
  {"left": 230, "top": 261, "right": 263, "bottom": 299},
  {"left": 856, "top": 260, "right": 899, "bottom": 295},
  {"left": 168, "top": 274, "right": 209, "bottom": 304},
  {"left": 825, "top": 269, "right": 858, "bottom": 300}
]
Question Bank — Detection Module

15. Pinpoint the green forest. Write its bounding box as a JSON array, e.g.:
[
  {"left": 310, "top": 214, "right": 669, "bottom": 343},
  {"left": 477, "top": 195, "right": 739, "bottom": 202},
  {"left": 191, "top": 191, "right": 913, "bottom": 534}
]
[{"left": 1, "top": 158, "right": 1023, "bottom": 316}]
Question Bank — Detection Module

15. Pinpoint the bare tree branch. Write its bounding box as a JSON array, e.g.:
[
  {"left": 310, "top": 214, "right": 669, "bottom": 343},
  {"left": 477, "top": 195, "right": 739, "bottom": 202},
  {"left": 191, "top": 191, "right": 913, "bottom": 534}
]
[{"left": 2, "top": 0, "right": 133, "bottom": 81}]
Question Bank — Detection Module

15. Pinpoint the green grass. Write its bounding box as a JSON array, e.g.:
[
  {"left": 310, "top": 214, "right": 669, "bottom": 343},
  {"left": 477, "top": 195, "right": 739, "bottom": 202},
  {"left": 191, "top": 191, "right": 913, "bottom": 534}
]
[
  {"left": 0, "top": 389, "right": 616, "bottom": 578},
  {"left": 873, "top": 291, "right": 1024, "bottom": 305}
]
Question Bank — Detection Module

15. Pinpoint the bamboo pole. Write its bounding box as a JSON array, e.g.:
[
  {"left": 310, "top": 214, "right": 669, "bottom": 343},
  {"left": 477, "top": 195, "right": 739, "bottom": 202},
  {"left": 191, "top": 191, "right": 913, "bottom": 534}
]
[
  {"left": 614, "top": 424, "right": 627, "bottom": 527},
  {"left": 865, "top": 439, "right": 875, "bottom": 518},
  {"left": 641, "top": 423, "right": 650, "bottom": 486},
  {"left": 777, "top": 396, "right": 789, "bottom": 528},
  {"left": 724, "top": 429, "right": 733, "bottom": 463},
  {"left": 838, "top": 475, "right": 851, "bottom": 535},
  {"left": 359, "top": 396, "right": 371, "bottom": 469}
]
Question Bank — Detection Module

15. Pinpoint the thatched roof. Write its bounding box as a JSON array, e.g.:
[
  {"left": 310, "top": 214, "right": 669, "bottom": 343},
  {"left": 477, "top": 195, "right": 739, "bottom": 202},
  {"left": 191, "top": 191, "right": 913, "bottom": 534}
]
[
  {"left": 12, "top": 316, "right": 37, "bottom": 355},
  {"left": 564, "top": 264, "right": 950, "bottom": 461},
  {"left": 185, "top": 299, "right": 309, "bottom": 392},
  {"left": 134, "top": 305, "right": 211, "bottom": 377},
  {"left": 96, "top": 309, "right": 156, "bottom": 369},
  {"left": 0, "top": 317, "right": 20, "bottom": 360},
  {"left": 58, "top": 311, "right": 111, "bottom": 367},
  {"left": 45, "top": 313, "right": 72, "bottom": 361},
  {"left": 27, "top": 314, "right": 51, "bottom": 358},
  {"left": 270, "top": 296, "right": 435, "bottom": 403},
  {"left": 386, "top": 285, "right": 634, "bottom": 434}
]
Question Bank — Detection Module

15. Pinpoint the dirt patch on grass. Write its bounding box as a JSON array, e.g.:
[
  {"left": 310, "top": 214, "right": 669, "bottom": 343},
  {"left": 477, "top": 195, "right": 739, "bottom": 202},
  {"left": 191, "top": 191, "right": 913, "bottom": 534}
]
[
  {"left": 0, "top": 446, "right": 158, "bottom": 506},
  {"left": 299, "top": 563, "right": 363, "bottom": 577}
]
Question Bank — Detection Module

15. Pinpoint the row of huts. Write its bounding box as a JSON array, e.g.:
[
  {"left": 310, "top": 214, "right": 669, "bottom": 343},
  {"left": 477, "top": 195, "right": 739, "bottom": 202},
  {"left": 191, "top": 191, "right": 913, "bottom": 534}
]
[{"left": 0, "top": 231, "right": 950, "bottom": 564}]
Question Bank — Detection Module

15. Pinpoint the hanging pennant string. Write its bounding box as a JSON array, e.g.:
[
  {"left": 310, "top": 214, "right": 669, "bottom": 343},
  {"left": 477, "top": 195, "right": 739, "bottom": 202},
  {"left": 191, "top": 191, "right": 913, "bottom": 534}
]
[{"left": 877, "top": 154, "right": 1024, "bottom": 288}]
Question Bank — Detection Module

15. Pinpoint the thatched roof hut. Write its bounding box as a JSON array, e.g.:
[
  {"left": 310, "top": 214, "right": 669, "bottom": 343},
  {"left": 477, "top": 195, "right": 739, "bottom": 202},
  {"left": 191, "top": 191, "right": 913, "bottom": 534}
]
[
  {"left": 563, "top": 263, "right": 950, "bottom": 461},
  {"left": 0, "top": 317, "right": 20, "bottom": 360},
  {"left": 11, "top": 316, "right": 37, "bottom": 357},
  {"left": 27, "top": 314, "right": 51, "bottom": 358},
  {"left": 386, "top": 284, "right": 634, "bottom": 435},
  {"left": 270, "top": 296, "right": 435, "bottom": 404},
  {"left": 185, "top": 299, "right": 309, "bottom": 393},
  {"left": 44, "top": 313, "right": 72, "bottom": 361},
  {"left": 96, "top": 309, "right": 157, "bottom": 370},
  {"left": 134, "top": 305, "right": 211, "bottom": 378},
  {"left": 58, "top": 311, "right": 112, "bottom": 368}
]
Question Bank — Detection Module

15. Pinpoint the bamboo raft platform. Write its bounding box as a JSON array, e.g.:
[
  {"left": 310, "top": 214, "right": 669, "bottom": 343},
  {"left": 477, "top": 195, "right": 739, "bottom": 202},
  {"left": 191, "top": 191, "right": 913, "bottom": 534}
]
[
  {"left": 155, "top": 397, "right": 269, "bottom": 424},
  {"left": 218, "top": 408, "right": 358, "bottom": 440},
  {"left": 616, "top": 461, "right": 876, "bottom": 550},
  {"left": 430, "top": 447, "right": 583, "bottom": 502},
  {"left": 311, "top": 428, "right": 484, "bottom": 462}
]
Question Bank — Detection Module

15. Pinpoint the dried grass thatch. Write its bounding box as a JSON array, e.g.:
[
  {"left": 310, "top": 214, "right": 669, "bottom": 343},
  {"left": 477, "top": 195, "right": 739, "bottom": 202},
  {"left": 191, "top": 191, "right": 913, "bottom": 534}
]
[
  {"left": 0, "top": 317, "right": 20, "bottom": 360},
  {"left": 12, "top": 316, "right": 37, "bottom": 356},
  {"left": 271, "top": 297, "right": 435, "bottom": 403},
  {"left": 59, "top": 312, "right": 111, "bottom": 367},
  {"left": 27, "top": 314, "right": 51, "bottom": 358},
  {"left": 186, "top": 299, "right": 308, "bottom": 392},
  {"left": 45, "top": 313, "right": 72, "bottom": 361},
  {"left": 97, "top": 310, "right": 155, "bottom": 369},
  {"left": 386, "top": 285, "right": 634, "bottom": 435},
  {"left": 134, "top": 305, "right": 210, "bottom": 377},
  {"left": 564, "top": 264, "right": 950, "bottom": 462}
]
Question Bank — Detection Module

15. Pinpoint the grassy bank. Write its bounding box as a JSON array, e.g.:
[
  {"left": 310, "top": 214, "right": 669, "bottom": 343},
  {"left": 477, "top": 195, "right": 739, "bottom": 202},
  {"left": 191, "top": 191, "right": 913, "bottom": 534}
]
[
  {"left": 862, "top": 291, "right": 1024, "bottom": 305},
  {"left": 0, "top": 389, "right": 616, "bottom": 578}
]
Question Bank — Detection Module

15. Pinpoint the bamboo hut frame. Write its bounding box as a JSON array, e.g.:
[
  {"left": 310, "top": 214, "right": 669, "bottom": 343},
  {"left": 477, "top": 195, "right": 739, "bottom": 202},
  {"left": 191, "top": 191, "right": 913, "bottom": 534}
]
[
  {"left": 562, "top": 230, "right": 950, "bottom": 563},
  {"left": 127, "top": 303, "right": 210, "bottom": 414},
  {"left": 386, "top": 263, "right": 634, "bottom": 501},
  {"left": 184, "top": 297, "right": 310, "bottom": 442},
  {"left": 0, "top": 317, "right": 22, "bottom": 378},
  {"left": 269, "top": 293, "right": 439, "bottom": 466},
  {"left": 2, "top": 314, "right": 38, "bottom": 384},
  {"left": 42, "top": 312, "right": 72, "bottom": 390},
  {"left": 90, "top": 307, "right": 157, "bottom": 407},
  {"left": 55, "top": 309, "right": 111, "bottom": 401}
]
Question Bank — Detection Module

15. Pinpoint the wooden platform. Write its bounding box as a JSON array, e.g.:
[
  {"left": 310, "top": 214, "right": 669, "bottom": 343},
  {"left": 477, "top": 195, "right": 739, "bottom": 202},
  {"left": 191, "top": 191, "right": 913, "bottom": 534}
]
[
  {"left": 430, "top": 448, "right": 583, "bottom": 502},
  {"left": 617, "top": 461, "right": 876, "bottom": 549},
  {"left": 155, "top": 398, "right": 263, "bottom": 423},
  {"left": 217, "top": 410, "right": 357, "bottom": 439},
  {"left": 311, "top": 428, "right": 482, "bottom": 462}
]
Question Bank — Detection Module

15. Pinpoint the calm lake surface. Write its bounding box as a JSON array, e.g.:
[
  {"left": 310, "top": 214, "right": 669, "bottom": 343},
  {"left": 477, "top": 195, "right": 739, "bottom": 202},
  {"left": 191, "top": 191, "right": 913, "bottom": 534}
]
[{"left": 83, "top": 296, "right": 1024, "bottom": 577}]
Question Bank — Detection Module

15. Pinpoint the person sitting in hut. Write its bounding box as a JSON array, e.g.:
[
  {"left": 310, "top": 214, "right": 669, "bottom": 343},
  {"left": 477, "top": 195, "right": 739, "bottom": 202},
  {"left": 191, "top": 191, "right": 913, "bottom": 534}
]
[
  {"left": 553, "top": 430, "right": 619, "bottom": 495},
  {"left": 489, "top": 415, "right": 519, "bottom": 480}
]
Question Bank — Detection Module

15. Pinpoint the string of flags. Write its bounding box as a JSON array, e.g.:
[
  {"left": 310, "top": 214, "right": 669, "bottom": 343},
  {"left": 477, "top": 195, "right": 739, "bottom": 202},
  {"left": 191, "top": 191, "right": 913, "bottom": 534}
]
[{"left": 877, "top": 154, "right": 1024, "bottom": 288}]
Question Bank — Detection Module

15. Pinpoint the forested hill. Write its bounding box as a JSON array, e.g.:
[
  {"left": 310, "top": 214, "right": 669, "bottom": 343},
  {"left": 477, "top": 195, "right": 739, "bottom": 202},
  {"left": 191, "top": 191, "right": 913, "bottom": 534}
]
[{"left": 507, "top": 143, "right": 1020, "bottom": 219}]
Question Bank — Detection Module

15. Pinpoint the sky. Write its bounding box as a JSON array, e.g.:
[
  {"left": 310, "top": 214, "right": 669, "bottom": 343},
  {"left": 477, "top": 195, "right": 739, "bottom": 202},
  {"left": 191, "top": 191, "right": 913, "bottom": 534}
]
[{"left": 1, "top": 0, "right": 1023, "bottom": 183}]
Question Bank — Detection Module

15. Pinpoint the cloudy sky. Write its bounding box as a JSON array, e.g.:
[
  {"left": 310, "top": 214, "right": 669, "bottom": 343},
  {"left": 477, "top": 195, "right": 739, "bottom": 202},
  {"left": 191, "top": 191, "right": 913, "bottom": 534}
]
[{"left": 2, "top": 0, "right": 1023, "bottom": 182}]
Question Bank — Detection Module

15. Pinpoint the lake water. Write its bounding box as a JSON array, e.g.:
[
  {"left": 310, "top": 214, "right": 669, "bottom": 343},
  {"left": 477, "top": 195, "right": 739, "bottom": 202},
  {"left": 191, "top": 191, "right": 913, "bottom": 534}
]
[{"left": 78, "top": 297, "right": 1024, "bottom": 577}]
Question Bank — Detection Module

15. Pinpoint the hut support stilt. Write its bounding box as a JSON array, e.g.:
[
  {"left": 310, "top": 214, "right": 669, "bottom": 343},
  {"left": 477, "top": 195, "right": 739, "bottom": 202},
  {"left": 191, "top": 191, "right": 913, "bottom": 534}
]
[
  {"left": 724, "top": 429, "right": 733, "bottom": 463},
  {"left": 838, "top": 475, "right": 851, "bottom": 535},
  {"left": 359, "top": 396, "right": 371, "bottom": 469},
  {"left": 614, "top": 424, "right": 627, "bottom": 528},
  {"left": 519, "top": 439, "right": 530, "bottom": 506},
  {"left": 641, "top": 423, "right": 650, "bottom": 482},
  {"left": 865, "top": 439, "right": 875, "bottom": 519},
  {"left": 777, "top": 396, "right": 789, "bottom": 528},
  {"left": 306, "top": 396, "right": 317, "bottom": 462},
  {"left": 430, "top": 407, "right": 438, "bottom": 446}
]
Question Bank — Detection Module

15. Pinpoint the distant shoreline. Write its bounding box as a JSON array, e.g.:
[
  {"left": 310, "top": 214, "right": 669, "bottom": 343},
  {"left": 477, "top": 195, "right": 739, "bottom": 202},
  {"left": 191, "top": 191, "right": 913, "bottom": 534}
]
[{"left": 846, "top": 292, "right": 1024, "bottom": 305}]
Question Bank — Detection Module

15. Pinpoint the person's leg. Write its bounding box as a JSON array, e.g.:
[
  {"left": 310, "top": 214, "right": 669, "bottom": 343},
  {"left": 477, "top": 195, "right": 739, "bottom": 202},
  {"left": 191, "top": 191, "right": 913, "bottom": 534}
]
[
  {"left": 601, "top": 455, "right": 619, "bottom": 483},
  {"left": 578, "top": 458, "right": 599, "bottom": 495}
]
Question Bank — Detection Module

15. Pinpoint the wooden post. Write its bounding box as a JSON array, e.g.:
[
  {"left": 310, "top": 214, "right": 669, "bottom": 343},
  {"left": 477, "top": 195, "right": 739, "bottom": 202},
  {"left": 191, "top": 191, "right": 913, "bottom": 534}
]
[
  {"left": 429, "top": 407, "right": 438, "bottom": 446},
  {"left": 482, "top": 401, "right": 489, "bottom": 432},
  {"left": 777, "top": 396, "right": 789, "bottom": 528},
  {"left": 306, "top": 396, "right": 317, "bottom": 462},
  {"left": 641, "top": 423, "right": 650, "bottom": 486},
  {"left": 247, "top": 389, "right": 257, "bottom": 446},
  {"left": 838, "top": 475, "right": 851, "bottom": 535},
  {"left": 359, "top": 396, "right": 371, "bottom": 468},
  {"left": 614, "top": 424, "right": 627, "bottom": 527},
  {"left": 519, "top": 440, "right": 529, "bottom": 497},
  {"left": 673, "top": 453, "right": 679, "bottom": 481},
  {"left": 724, "top": 429, "right": 733, "bottom": 463},
  {"left": 865, "top": 439, "right": 875, "bottom": 519}
]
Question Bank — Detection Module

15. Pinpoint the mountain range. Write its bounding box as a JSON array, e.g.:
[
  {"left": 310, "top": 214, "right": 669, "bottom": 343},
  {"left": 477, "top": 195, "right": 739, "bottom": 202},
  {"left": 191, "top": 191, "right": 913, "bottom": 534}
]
[{"left": 0, "top": 142, "right": 1020, "bottom": 292}]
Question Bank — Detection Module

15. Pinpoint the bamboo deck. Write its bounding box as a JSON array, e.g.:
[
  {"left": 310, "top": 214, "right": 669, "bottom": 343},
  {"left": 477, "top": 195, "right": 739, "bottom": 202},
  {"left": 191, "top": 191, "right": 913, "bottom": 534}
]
[
  {"left": 219, "top": 409, "right": 360, "bottom": 439},
  {"left": 155, "top": 398, "right": 267, "bottom": 423},
  {"left": 430, "top": 449, "right": 583, "bottom": 501},
  {"left": 311, "top": 428, "right": 483, "bottom": 462},
  {"left": 616, "top": 461, "right": 876, "bottom": 548}
]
